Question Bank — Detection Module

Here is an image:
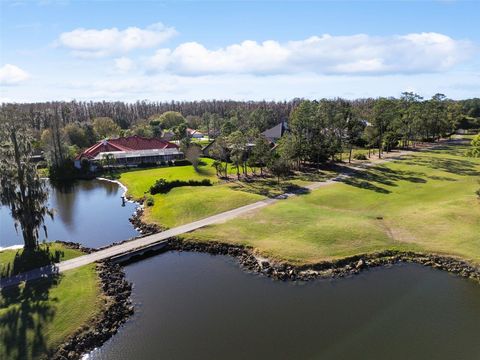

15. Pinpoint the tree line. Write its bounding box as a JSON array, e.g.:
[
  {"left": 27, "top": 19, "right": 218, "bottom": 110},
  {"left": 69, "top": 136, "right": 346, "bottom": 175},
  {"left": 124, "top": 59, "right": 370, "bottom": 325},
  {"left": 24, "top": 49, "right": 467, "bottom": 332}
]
[
  {"left": 1, "top": 94, "right": 477, "bottom": 180},
  {"left": 205, "top": 93, "right": 466, "bottom": 183}
]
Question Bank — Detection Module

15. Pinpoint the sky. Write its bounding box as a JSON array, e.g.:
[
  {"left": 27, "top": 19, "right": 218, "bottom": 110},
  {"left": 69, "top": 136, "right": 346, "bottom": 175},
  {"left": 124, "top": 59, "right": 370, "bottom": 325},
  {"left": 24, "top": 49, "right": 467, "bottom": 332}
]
[{"left": 0, "top": 0, "right": 479, "bottom": 102}]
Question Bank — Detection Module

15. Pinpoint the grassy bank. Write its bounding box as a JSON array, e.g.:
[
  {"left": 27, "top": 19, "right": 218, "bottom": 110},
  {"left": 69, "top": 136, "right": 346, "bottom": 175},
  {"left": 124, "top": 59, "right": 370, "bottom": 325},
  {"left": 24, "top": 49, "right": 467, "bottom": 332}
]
[
  {"left": 116, "top": 158, "right": 266, "bottom": 228},
  {"left": 0, "top": 243, "right": 84, "bottom": 277},
  {"left": 144, "top": 184, "right": 264, "bottom": 228},
  {"left": 0, "top": 244, "right": 102, "bottom": 360},
  {"left": 116, "top": 156, "right": 340, "bottom": 228},
  {"left": 118, "top": 158, "right": 219, "bottom": 199},
  {"left": 184, "top": 139, "right": 480, "bottom": 265}
]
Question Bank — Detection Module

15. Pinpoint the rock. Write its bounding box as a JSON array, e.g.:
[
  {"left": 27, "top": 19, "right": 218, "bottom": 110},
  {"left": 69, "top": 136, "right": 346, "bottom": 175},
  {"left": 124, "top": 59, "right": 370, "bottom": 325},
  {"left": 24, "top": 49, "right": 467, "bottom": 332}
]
[
  {"left": 355, "top": 259, "right": 365, "bottom": 269},
  {"left": 260, "top": 260, "right": 270, "bottom": 269}
]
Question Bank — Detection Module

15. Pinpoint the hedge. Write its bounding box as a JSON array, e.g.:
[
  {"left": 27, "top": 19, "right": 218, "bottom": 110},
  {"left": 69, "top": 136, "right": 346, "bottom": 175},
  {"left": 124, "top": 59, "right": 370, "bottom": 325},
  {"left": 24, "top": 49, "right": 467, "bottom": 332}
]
[{"left": 150, "top": 178, "right": 212, "bottom": 194}]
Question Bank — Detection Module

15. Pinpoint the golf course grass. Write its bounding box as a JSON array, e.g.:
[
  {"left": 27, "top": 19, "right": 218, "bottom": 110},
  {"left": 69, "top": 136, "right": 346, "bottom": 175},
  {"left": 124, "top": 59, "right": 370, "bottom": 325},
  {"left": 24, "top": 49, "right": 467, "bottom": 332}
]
[
  {"left": 117, "top": 158, "right": 268, "bottom": 228},
  {"left": 0, "top": 243, "right": 84, "bottom": 277},
  {"left": 183, "top": 139, "right": 480, "bottom": 265},
  {"left": 117, "top": 158, "right": 219, "bottom": 199},
  {"left": 0, "top": 244, "right": 102, "bottom": 360},
  {"left": 143, "top": 184, "right": 264, "bottom": 228}
]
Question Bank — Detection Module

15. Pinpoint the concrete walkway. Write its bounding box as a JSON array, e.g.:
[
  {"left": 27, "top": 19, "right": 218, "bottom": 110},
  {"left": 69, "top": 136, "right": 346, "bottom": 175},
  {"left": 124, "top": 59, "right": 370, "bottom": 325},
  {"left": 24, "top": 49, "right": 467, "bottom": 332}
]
[{"left": 0, "top": 149, "right": 414, "bottom": 288}]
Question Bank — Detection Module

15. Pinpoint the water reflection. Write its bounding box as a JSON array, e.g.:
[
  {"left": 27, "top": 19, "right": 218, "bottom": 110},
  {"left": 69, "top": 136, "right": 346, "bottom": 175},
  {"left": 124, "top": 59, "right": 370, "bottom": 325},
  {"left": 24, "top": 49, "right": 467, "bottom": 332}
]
[
  {"left": 50, "top": 181, "right": 77, "bottom": 232},
  {"left": 0, "top": 180, "right": 139, "bottom": 249}
]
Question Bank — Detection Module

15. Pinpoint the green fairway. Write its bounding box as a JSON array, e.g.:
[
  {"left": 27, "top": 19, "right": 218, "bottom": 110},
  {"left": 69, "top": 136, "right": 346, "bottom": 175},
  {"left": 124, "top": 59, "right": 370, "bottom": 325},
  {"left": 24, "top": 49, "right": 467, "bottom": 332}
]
[
  {"left": 144, "top": 184, "right": 264, "bottom": 228},
  {"left": 116, "top": 158, "right": 267, "bottom": 228},
  {"left": 118, "top": 158, "right": 218, "bottom": 199},
  {"left": 0, "top": 244, "right": 102, "bottom": 360},
  {"left": 184, "top": 139, "right": 480, "bottom": 265}
]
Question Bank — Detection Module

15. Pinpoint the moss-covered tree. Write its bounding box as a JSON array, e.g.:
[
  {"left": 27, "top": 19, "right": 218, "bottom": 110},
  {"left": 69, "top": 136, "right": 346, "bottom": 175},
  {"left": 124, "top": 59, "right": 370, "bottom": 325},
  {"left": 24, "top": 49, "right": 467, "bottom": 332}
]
[{"left": 0, "top": 106, "right": 53, "bottom": 250}]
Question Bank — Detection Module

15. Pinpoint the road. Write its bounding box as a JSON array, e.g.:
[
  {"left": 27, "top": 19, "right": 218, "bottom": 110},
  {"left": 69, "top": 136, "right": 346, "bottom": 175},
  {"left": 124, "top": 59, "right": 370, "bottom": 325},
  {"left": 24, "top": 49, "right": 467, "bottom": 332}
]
[{"left": 0, "top": 150, "right": 412, "bottom": 288}]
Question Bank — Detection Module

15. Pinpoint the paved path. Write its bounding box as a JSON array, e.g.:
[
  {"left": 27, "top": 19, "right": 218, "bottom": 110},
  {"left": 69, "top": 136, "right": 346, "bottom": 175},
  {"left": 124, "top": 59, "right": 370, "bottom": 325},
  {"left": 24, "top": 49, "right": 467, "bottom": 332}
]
[{"left": 0, "top": 149, "right": 414, "bottom": 288}]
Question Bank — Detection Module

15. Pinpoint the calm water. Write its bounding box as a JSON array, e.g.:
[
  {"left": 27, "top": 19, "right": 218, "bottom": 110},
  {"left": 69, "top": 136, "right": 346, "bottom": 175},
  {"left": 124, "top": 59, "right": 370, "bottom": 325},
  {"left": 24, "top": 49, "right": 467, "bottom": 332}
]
[
  {"left": 90, "top": 252, "right": 480, "bottom": 360},
  {"left": 0, "top": 179, "right": 139, "bottom": 249}
]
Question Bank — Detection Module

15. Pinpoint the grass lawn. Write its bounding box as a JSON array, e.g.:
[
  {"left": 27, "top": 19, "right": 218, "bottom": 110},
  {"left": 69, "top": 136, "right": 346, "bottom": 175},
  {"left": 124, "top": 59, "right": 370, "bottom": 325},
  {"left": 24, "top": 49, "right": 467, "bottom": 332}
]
[
  {"left": 184, "top": 139, "right": 480, "bottom": 265},
  {"left": 115, "top": 158, "right": 268, "bottom": 228},
  {"left": 144, "top": 184, "right": 264, "bottom": 228},
  {"left": 0, "top": 243, "right": 84, "bottom": 277},
  {"left": 0, "top": 244, "right": 102, "bottom": 360},
  {"left": 191, "top": 138, "right": 213, "bottom": 147},
  {"left": 116, "top": 154, "right": 340, "bottom": 228},
  {"left": 118, "top": 158, "right": 219, "bottom": 199}
]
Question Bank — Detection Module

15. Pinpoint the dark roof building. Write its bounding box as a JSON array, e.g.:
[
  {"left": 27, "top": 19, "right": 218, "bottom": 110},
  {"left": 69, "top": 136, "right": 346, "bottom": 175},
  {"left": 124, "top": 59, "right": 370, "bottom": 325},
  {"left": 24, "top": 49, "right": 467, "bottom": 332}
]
[{"left": 261, "top": 121, "right": 288, "bottom": 143}]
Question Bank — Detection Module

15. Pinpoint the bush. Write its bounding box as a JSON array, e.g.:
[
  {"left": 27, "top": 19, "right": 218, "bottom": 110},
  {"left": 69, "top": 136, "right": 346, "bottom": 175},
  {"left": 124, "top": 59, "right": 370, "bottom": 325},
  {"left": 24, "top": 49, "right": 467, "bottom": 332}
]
[
  {"left": 138, "top": 162, "right": 157, "bottom": 168},
  {"left": 172, "top": 159, "right": 192, "bottom": 166},
  {"left": 145, "top": 196, "right": 155, "bottom": 207},
  {"left": 353, "top": 153, "right": 368, "bottom": 160},
  {"left": 150, "top": 178, "right": 212, "bottom": 194}
]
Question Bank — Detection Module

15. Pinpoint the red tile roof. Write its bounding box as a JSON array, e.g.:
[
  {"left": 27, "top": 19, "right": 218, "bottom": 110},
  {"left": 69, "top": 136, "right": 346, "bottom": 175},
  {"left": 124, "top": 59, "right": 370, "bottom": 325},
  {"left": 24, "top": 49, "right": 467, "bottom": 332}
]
[{"left": 77, "top": 136, "right": 179, "bottom": 160}]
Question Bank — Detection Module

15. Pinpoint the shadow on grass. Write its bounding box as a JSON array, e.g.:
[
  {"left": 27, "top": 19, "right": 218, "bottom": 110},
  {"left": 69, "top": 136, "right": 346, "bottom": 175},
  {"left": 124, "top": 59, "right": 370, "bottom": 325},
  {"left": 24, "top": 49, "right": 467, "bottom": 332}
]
[
  {"left": 195, "top": 163, "right": 212, "bottom": 177},
  {"left": 336, "top": 165, "right": 428, "bottom": 194},
  {"left": 1, "top": 247, "right": 60, "bottom": 359},
  {"left": 403, "top": 156, "right": 480, "bottom": 177},
  {"left": 230, "top": 178, "right": 310, "bottom": 198},
  {"left": 1, "top": 246, "right": 64, "bottom": 278}
]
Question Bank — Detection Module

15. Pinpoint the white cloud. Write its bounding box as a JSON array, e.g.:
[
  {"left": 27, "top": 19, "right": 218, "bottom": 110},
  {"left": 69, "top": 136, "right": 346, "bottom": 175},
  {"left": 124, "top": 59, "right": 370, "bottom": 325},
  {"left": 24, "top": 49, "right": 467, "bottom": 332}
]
[
  {"left": 0, "top": 64, "right": 30, "bottom": 85},
  {"left": 5, "top": 69, "right": 480, "bottom": 103},
  {"left": 147, "top": 32, "right": 475, "bottom": 75},
  {"left": 114, "top": 57, "right": 135, "bottom": 73},
  {"left": 58, "top": 23, "right": 177, "bottom": 57}
]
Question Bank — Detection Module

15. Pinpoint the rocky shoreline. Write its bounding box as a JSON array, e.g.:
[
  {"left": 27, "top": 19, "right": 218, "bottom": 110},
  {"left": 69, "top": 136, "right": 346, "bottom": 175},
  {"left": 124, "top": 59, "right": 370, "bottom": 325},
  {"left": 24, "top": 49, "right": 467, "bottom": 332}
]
[
  {"left": 52, "top": 244, "right": 133, "bottom": 360},
  {"left": 167, "top": 238, "right": 480, "bottom": 283},
  {"left": 49, "top": 211, "right": 480, "bottom": 358},
  {"left": 123, "top": 172, "right": 480, "bottom": 285},
  {"left": 129, "top": 207, "right": 163, "bottom": 235}
]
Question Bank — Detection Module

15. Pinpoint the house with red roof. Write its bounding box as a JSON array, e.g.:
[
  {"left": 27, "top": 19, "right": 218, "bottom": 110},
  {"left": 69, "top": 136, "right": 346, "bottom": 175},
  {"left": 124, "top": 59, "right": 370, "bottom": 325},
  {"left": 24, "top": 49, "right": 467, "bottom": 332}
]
[{"left": 75, "top": 135, "right": 183, "bottom": 168}]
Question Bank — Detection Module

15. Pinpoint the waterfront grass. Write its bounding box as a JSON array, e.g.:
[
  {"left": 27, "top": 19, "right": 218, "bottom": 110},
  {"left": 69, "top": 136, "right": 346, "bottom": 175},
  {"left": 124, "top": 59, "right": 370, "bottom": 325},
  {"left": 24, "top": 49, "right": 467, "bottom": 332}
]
[
  {"left": 184, "top": 140, "right": 480, "bottom": 265},
  {"left": 144, "top": 184, "right": 264, "bottom": 228},
  {"left": 118, "top": 158, "right": 218, "bottom": 199},
  {"left": 0, "top": 243, "right": 84, "bottom": 277},
  {"left": 117, "top": 158, "right": 267, "bottom": 227},
  {"left": 0, "top": 245, "right": 101, "bottom": 360}
]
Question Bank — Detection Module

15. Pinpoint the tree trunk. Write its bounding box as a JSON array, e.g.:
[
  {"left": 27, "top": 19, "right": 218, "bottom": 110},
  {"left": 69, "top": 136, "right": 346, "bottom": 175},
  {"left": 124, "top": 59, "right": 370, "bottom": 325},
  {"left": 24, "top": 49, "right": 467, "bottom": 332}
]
[
  {"left": 22, "top": 225, "right": 37, "bottom": 250},
  {"left": 349, "top": 144, "right": 353, "bottom": 163},
  {"left": 11, "top": 130, "right": 38, "bottom": 249}
]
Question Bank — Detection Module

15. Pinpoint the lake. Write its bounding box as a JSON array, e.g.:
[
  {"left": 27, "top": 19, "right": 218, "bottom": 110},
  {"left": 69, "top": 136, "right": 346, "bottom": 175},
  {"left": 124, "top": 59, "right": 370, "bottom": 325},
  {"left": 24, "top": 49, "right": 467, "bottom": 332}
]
[
  {"left": 0, "top": 179, "right": 139, "bottom": 249},
  {"left": 89, "top": 251, "right": 480, "bottom": 360}
]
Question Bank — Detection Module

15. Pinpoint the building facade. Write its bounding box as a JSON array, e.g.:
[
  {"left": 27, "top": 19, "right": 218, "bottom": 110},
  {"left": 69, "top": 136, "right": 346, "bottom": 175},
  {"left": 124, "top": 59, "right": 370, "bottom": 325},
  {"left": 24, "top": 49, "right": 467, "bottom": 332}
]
[{"left": 75, "top": 135, "right": 183, "bottom": 168}]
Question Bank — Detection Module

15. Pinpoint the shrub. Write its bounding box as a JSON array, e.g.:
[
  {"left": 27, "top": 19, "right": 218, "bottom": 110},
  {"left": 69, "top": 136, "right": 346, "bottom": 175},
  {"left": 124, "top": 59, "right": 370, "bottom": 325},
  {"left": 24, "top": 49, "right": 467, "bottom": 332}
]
[
  {"left": 150, "top": 178, "right": 212, "bottom": 194},
  {"left": 172, "top": 159, "right": 191, "bottom": 166},
  {"left": 353, "top": 153, "right": 368, "bottom": 160},
  {"left": 138, "top": 162, "right": 157, "bottom": 168},
  {"left": 145, "top": 196, "right": 155, "bottom": 207}
]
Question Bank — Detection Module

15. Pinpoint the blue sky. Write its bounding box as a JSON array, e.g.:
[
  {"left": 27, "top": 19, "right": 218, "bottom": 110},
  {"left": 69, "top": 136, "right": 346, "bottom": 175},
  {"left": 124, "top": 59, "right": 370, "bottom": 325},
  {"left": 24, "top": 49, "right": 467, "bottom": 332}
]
[{"left": 1, "top": 0, "right": 479, "bottom": 102}]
